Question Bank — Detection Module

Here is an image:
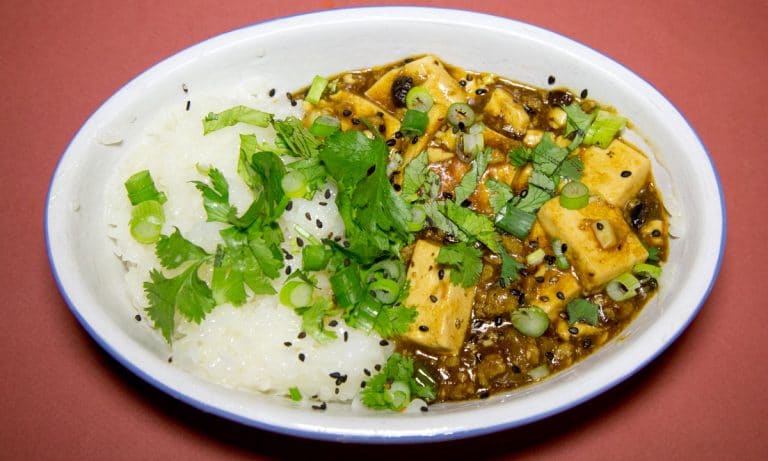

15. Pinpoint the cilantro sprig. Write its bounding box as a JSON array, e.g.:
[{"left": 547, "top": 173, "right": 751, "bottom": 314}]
[{"left": 361, "top": 353, "right": 436, "bottom": 411}]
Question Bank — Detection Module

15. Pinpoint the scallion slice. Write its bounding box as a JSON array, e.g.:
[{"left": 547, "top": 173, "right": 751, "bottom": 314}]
[
  {"left": 308, "top": 114, "right": 340, "bottom": 137},
  {"left": 281, "top": 170, "right": 308, "bottom": 199},
  {"left": 405, "top": 86, "right": 434, "bottom": 112},
  {"left": 365, "top": 259, "right": 404, "bottom": 285},
  {"left": 606, "top": 272, "right": 641, "bottom": 301},
  {"left": 446, "top": 103, "right": 476, "bottom": 128},
  {"left": 633, "top": 263, "right": 662, "bottom": 280},
  {"left": 279, "top": 280, "right": 314, "bottom": 308},
  {"left": 526, "top": 248, "right": 546, "bottom": 266},
  {"left": 302, "top": 244, "right": 331, "bottom": 271},
  {"left": 330, "top": 265, "right": 365, "bottom": 308},
  {"left": 129, "top": 200, "right": 165, "bottom": 244},
  {"left": 124, "top": 170, "right": 166, "bottom": 205},
  {"left": 559, "top": 181, "right": 589, "bottom": 209},
  {"left": 407, "top": 204, "right": 427, "bottom": 232},
  {"left": 510, "top": 306, "right": 550, "bottom": 337},
  {"left": 552, "top": 239, "right": 570, "bottom": 270},
  {"left": 368, "top": 277, "right": 401, "bottom": 305},
  {"left": 528, "top": 364, "right": 550, "bottom": 380},
  {"left": 305, "top": 75, "right": 329, "bottom": 105},
  {"left": 386, "top": 380, "right": 411, "bottom": 410},
  {"left": 462, "top": 131, "right": 484, "bottom": 156},
  {"left": 400, "top": 109, "right": 429, "bottom": 136},
  {"left": 288, "top": 386, "right": 302, "bottom": 402},
  {"left": 583, "top": 110, "right": 627, "bottom": 148},
  {"left": 495, "top": 205, "right": 536, "bottom": 239}
]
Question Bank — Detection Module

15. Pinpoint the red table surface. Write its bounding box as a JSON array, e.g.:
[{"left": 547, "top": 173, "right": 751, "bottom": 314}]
[{"left": 2, "top": 0, "right": 766, "bottom": 459}]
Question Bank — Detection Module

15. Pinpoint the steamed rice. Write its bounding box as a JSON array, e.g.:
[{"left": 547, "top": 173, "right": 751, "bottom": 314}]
[{"left": 104, "top": 80, "right": 393, "bottom": 402}]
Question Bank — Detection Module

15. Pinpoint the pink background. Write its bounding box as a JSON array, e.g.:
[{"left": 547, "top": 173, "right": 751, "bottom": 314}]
[{"left": 2, "top": 0, "right": 766, "bottom": 459}]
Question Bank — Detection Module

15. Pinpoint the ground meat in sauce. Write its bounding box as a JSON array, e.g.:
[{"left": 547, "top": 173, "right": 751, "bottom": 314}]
[{"left": 301, "top": 55, "right": 669, "bottom": 402}]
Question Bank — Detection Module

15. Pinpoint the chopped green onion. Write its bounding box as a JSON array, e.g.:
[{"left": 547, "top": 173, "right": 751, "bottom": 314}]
[
  {"left": 495, "top": 205, "right": 536, "bottom": 239},
  {"left": 552, "top": 239, "right": 570, "bottom": 270},
  {"left": 368, "top": 277, "right": 401, "bottom": 305},
  {"left": 386, "top": 380, "right": 411, "bottom": 410},
  {"left": 129, "top": 200, "right": 165, "bottom": 244},
  {"left": 462, "top": 131, "right": 484, "bottom": 156},
  {"left": 567, "top": 298, "right": 599, "bottom": 325},
  {"left": 526, "top": 248, "right": 546, "bottom": 266},
  {"left": 528, "top": 364, "right": 550, "bottom": 380},
  {"left": 288, "top": 386, "right": 302, "bottom": 401},
  {"left": 279, "top": 280, "right": 314, "bottom": 308},
  {"left": 302, "top": 244, "right": 331, "bottom": 271},
  {"left": 330, "top": 264, "right": 365, "bottom": 308},
  {"left": 344, "top": 296, "right": 381, "bottom": 332},
  {"left": 606, "top": 272, "right": 641, "bottom": 301},
  {"left": 124, "top": 170, "right": 166, "bottom": 205},
  {"left": 305, "top": 75, "right": 329, "bottom": 105},
  {"left": 281, "top": 170, "right": 308, "bottom": 199},
  {"left": 308, "top": 114, "right": 340, "bottom": 137},
  {"left": 510, "top": 306, "right": 550, "bottom": 337},
  {"left": 446, "top": 102, "right": 475, "bottom": 128},
  {"left": 583, "top": 110, "right": 627, "bottom": 148},
  {"left": 633, "top": 263, "right": 662, "bottom": 280},
  {"left": 400, "top": 109, "right": 429, "bottom": 136},
  {"left": 407, "top": 204, "right": 427, "bottom": 232},
  {"left": 405, "top": 86, "right": 434, "bottom": 112},
  {"left": 365, "top": 259, "right": 404, "bottom": 285},
  {"left": 559, "top": 181, "right": 589, "bottom": 210}
]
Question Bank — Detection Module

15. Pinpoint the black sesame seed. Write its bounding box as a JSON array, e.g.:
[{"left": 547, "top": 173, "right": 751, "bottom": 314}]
[
  {"left": 351, "top": 117, "right": 361, "bottom": 125},
  {"left": 297, "top": 237, "right": 304, "bottom": 247},
  {"left": 344, "top": 331, "right": 348, "bottom": 342},
  {"left": 411, "top": 136, "right": 419, "bottom": 144},
  {"left": 367, "top": 165, "right": 376, "bottom": 176},
  {"left": 319, "top": 201, "right": 327, "bottom": 206},
  {"left": 535, "top": 276, "right": 545, "bottom": 283},
  {"left": 511, "top": 364, "right": 522, "bottom": 374},
  {"left": 286, "top": 201, "right": 293, "bottom": 211},
  {"left": 335, "top": 388, "right": 340, "bottom": 395},
  {"left": 329, "top": 320, "right": 338, "bottom": 327},
  {"left": 430, "top": 295, "right": 438, "bottom": 303},
  {"left": 291, "top": 100, "right": 297, "bottom": 107},
  {"left": 475, "top": 88, "right": 488, "bottom": 96},
  {"left": 466, "top": 75, "right": 473, "bottom": 82},
  {"left": 443, "top": 192, "right": 453, "bottom": 200},
  {"left": 377, "top": 111, "right": 384, "bottom": 117},
  {"left": 305, "top": 212, "right": 312, "bottom": 221},
  {"left": 324, "top": 189, "right": 331, "bottom": 199},
  {"left": 458, "top": 121, "right": 465, "bottom": 131},
  {"left": 329, "top": 372, "right": 341, "bottom": 379},
  {"left": 596, "top": 222, "right": 604, "bottom": 231},
  {"left": 520, "top": 188, "right": 529, "bottom": 198},
  {"left": 556, "top": 291, "right": 566, "bottom": 300},
  {"left": 343, "top": 240, "right": 350, "bottom": 248},
  {"left": 314, "top": 219, "right": 322, "bottom": 229},
  {"left": 495, "top": 316, "right": 503, "bottom": 326},
  {"left": 393, "top": 183, "right": 402, "bottom": 191},
  {"left": 386, "top": 138, "right": 396, "bottom": 147},
  {"left": 438, "top": 268, "right": 445, "bottom": 280},
  {"left": 185, "top": 100, "right": 191, "bottom": 111},
  {"left": 621, "top": 170, "right": 632, "bottom": 177},
  {"left": 364, "top": 368, "right": 371, "bottom": 376},
  {"left": 284, "top": 341, "right": 292, "bottom": 347},
  {"left": 374, "top": 364, "right": 382, "bottom": 371},
  {"left": 285, "top": 266, "right": 292, "bottom": 275},
  {"left": 568, "top": 326, "right": 579, "bottom": 335},
  {"left": 298, "top": 353, "right": 306, "bottom": 361},
  {"left": 548, "top": 75, "right": 556, "bottom": 85},
  {"left": 361, "top": 381, "right": 367, "bottom": 388},
  {"left": 652, "top": 229, "right": 662, "bottom": 237},
  {"left": 545, "top": 351, "right": 555, "bottom": 360},
  {"left": 342, "top": 109, "right": 352, "bottom": 117},
  {"left": 539, "top": 295, "right": 550, "bottom": 302},
  {"left": 269, "top": 88, "right": 276, "bottom": 97},
  {"left": 298, "top": 331, "right": 307, "bottom": 339},
  {"left": 479, "top": 391, "right": 490, "bottom": 399},
  {"left": 561, "top": 243, "right": 568, "bottom": 253},
  {"left": 379, "top": 339, "right": 389, "bottom": 346},
  {"left": 285, "top": 253, "right": 294, "bottom": 260},
  {"left": 461, "top": 199, "right": 472, "bottom": 207},
  {"left": 419, "top": 325, "right": 430, "bottom": 332},
  {"left": 580, "top": 89, "right": 588, "bottom": 98},
  {"left": 167, "top": 357, "right": 173, "bottom": 363},
  {"left": 134, "top": 314, "right": 142, "bottom": 321},
  {"left": 459, "top": 80, "right": 467, "bottom": 87},
  {"left": 378, "top": 124, "right": 386, "bottom": 133},
  {"left": 420, "top": 405, "right": 429, "bottom": 412},
  {"left": 182, "top": 83, "right": 189, "bottom": 93},
  {"left": 544, "top": 255, "right": 557, "bottom": 265},
  {"left": 311, "top": 402, "right": 326, "bottom": 410}
]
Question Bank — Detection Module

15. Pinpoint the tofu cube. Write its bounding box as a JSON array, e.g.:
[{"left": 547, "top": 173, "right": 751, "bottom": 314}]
[
  {"left": 482, "top": 88, "right": 530, "bottom": 138},
  {"left": 326, "top": 90, "right": 400, "bottom": 138},
  {"left": 580, "top": 140, "right": 651, "bottom": 207},
  {"left": 537, "top": 197, "right": 649, "bottom": 292},
  {"left": 527, "top": 268, "right": 583, "bottom": 322},
  {"left": 400, "top": 240, "right": 477, "bottom": 354}
]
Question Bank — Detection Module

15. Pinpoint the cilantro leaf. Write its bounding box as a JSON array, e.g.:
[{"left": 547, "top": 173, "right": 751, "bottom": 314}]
[
  {"left": 247, "top": 151, "right": 289, "bottom": 222},
  {"left": 567, "top": 298, "right": 600, "bottom": 326},
  {"left": 486, "top": 179, "right": 515, "bottom": 214},
  {"left": 532, "top": 133, "right": 569, "bottom": 176},
  {"left": 374, "top": 304, "right": 418, "bottom": 338},
  {"left": 514, "top": 185, "right": 551, "bottom": 213},
  {"left": 295, "top": 298, "right": 338, "bottom": 343},
  {"left": 155, "top": 227, "right": 209, "bottom": 269},
  {"left": 453, "top": 147, "right": 491, "bottom": 205},
  {"left": 555, "top": 156, "right": 584, "bottom": 181},
  {"left": 401, "top": 150, "right": 430, "bottom": 202},
  {"left": 144, "top": 262, "right": 215, "bottom": 342},
  {"left": 441, "top": 200, "right": 501, "bottom": 253},
  {"left": 286, "top": 156, "right": 328, "bottom": 198},
  {"left": 319, "top": 130, "right": 380, "bottom": 188},
  {"left": 192, "top": 168, "right": 233, "bottom": 223},
  {"left": 562, "top": 103, "right": 596, "bottom": 138},
  {"left": 436, "top": 242, "right": 484, "bottom": 287},
  {"left": 509, "top": 145, "right": 533, "bottom": 167},
  {"left": 499, "top": 246, "right": 524, "bottom": 284},
  {"left": 422, "top": 200, "right": 466, "bottom": 239},
  {"left": 528, "top": 170, "right": 556, "bottom": 195},
  {"left": 273, "top": 116, "right": 321, "bottom": 159},
  {"left": 203, "top": 106, "right": 272, "bottom": 134},
  {"left": 361, "top": 353, "right": 436, "bottom": 411}
]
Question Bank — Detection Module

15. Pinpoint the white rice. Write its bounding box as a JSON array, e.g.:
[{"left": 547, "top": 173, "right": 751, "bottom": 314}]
[{"left": 104, "top": 80, "right": 393, "bottom": 402}]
